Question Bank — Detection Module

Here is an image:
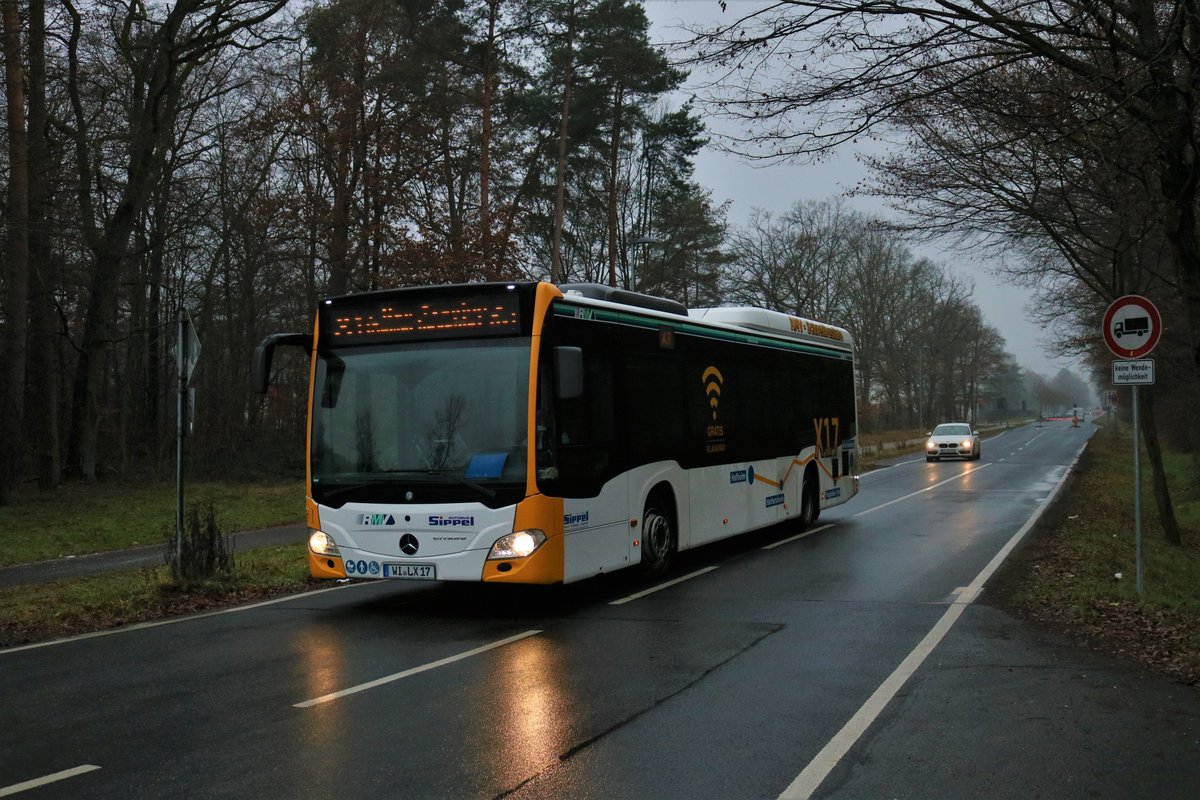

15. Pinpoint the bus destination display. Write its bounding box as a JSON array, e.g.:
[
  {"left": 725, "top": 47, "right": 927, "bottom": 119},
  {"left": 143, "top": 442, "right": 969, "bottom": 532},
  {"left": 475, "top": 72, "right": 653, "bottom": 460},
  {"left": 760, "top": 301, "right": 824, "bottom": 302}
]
[{"left": 328, "top": 293, "right": 522, "bottom": 343}]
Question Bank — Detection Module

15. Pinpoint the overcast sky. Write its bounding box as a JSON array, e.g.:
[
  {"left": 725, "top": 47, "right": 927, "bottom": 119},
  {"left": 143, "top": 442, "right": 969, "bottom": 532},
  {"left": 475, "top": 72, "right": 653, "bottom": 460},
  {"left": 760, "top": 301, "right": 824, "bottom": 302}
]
[{"left": 642, "top": 0, "right": 1079, "bottom": 380}]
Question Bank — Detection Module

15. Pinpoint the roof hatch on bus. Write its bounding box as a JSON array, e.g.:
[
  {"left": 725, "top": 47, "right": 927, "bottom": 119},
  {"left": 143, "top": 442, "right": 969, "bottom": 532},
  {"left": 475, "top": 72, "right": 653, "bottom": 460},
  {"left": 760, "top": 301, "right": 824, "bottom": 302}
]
[{"left": 559, "top": 283, "right": 688, "bottom": 316}]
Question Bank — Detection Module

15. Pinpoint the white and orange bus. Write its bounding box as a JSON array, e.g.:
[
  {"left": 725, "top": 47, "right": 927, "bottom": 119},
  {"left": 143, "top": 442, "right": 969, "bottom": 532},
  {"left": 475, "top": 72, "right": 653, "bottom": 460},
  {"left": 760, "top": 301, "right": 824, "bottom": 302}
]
[{"left": 254, "top": 281, "right": 858, "bottom": 584}]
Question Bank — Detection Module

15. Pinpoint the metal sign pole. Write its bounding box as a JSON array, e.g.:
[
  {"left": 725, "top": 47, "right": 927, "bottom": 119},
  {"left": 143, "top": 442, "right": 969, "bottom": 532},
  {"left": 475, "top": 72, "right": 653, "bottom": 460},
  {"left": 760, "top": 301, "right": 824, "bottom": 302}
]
[
  {"left": 176, "top": 308, "right": 185, "bottom": 569},
  {"left": 1132, "top": 384, "right": 1144, "bottom": 595},
  {"left": 1103, "top": 295, "right": 1160, "bottom": 598}
]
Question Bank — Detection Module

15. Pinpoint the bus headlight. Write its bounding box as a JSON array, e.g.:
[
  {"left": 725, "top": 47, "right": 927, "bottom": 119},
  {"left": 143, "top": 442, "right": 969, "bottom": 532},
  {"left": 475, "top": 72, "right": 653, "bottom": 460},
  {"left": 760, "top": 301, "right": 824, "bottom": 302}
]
[
  {"left": 488, "top": 529, "right": 547, "bottom": 560},
  {"left": 308, "top": 529, "right": 340, "bottom": 557}
]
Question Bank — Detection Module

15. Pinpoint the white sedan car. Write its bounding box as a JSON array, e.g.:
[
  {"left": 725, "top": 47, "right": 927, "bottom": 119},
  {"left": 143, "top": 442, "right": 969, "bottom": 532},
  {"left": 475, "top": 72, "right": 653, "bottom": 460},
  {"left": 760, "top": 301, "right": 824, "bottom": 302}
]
[{"left": 926, "top": 423, "right": 981, "bottom": 462}]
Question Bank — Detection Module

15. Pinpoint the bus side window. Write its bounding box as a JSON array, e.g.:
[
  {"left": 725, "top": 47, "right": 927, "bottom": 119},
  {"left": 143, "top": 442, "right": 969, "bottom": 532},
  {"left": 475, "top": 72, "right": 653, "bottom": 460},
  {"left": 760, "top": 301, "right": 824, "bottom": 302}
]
[
  {"left": 624, "top": 352, "right": 684, "bottom": 464},
  {"left": 558, "top": 351, "right": 615, "bottom": 479},
  {"left": 535, "top": 365, "right": 559, "bottom": 478}
]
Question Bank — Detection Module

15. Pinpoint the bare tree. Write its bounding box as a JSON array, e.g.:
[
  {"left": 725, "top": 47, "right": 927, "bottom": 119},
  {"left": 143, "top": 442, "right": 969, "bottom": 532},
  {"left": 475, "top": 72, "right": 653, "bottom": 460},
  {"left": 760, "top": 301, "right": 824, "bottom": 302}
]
[
  {"left": 686, "top": 0, "right": 1200, "bottom": 413},
  {"left": 860, "top": 39, "right": 1188, "bottom": 543},
  {"left": 720, "top": 197, "right": 1007, "bottom": 430},
  {"left": 58, "top": 0, "right": 287, "bottom": 480}
]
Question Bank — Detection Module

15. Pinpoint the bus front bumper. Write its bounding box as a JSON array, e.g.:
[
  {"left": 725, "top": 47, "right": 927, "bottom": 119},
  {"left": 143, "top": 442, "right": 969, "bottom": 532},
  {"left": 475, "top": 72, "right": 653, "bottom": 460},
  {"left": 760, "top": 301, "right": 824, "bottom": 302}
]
[{"left": 306, "top": 534, "right": 564, "bottom": 584}]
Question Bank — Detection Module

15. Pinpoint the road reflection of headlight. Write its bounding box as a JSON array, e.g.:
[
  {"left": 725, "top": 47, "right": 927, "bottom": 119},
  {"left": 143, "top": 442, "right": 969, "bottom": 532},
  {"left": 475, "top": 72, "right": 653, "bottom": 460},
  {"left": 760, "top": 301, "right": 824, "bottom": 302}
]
[
  {"left": 297, "top": 629, "right": 346, "bottom": 713},
  {"left": 483, "top": 637, "right": 570, "bottom": 783}
]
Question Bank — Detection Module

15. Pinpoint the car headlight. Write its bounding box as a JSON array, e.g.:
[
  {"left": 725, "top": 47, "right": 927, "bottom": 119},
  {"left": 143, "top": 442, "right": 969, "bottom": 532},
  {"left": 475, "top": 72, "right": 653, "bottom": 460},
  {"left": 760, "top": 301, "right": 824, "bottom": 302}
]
[
  {"left": 488, "top": 529, "right": 547, "bottom": 560},
  {"left": 926, "top": 439, "right": 937, "bottom": 449},
  {"left": 961, "top": 439, "right": 973, "bottom": 448},
  {"left": 308, "top": 529, "right": 340, "bottom": 557}
]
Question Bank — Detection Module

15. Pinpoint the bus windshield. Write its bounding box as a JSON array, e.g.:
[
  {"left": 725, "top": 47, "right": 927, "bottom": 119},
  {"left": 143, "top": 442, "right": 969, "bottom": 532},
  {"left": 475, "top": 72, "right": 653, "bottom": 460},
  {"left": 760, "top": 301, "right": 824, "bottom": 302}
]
[{"left": 311, "top": 338, "right": 530, "bottom": 506}]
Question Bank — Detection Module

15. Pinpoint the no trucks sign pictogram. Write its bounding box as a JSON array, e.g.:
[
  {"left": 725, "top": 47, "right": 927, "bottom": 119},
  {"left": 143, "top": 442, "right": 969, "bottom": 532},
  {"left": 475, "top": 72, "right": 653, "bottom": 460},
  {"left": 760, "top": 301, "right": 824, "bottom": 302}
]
[{"left": 1102, "top": 295, "right": 1161, "bottom": 358}]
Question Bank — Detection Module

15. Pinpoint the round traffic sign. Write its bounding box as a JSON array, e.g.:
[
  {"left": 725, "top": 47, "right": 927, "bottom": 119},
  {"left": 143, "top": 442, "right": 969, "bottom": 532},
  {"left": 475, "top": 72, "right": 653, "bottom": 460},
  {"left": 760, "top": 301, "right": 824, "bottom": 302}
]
[{"left": 1102, "top": 295, "right": 1162, "bottom": 358}]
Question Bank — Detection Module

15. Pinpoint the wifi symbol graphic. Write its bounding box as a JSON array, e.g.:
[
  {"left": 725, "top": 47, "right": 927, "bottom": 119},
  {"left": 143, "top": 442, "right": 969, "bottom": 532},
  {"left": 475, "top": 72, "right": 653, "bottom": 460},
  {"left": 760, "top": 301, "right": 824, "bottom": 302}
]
[{"left": 702, "top": 366, "right": 724, "bottom": 420}]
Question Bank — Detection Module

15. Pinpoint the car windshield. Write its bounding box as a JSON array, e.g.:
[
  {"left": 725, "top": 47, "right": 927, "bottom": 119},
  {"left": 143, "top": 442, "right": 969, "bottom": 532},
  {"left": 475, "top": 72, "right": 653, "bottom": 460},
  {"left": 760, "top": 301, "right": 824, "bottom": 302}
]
[
  {"left": 310, "top": 338, "right": 530, "bottom": 502},
  {"left": 933, "top": 424, "right": 971, "bottom": 436}
]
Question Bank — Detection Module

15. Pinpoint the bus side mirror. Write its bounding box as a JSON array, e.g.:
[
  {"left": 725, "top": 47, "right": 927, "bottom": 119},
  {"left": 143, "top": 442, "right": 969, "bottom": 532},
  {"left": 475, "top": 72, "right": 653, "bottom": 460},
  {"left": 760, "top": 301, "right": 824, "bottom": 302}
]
[
  {"left": 253, "top": 333, "right": 312, "bottom": 394},
  {"left": 554, "top": 346, "right": 584, "bottom": 400}
]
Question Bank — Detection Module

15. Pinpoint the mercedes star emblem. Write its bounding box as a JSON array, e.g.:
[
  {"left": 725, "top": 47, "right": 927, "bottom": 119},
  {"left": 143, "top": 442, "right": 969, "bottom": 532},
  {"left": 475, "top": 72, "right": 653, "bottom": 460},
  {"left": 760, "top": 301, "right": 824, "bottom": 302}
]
[{"left": 399, "top": 533, "right": 419, "bottom": 555}]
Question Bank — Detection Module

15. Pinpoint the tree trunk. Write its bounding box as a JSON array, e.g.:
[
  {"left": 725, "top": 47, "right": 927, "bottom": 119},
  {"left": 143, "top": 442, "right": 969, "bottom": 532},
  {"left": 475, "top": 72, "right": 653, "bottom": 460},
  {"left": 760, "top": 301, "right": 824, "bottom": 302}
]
[
  {"left": 69, "top": 241, "right": 124, "bottom": 481},
  {"left": 1, "top": 0, "right": 30, "bottom": 503},
  {"left": 26, "top": 0, "right": 57, "bottom": 490},
  {"left": 1138, "top": 388, "right": 1182, "bottom": 545},
  {"left": 479, "top": 0, "right": 499, "bottom": 264},
  {"left": 327, "top": 141, "right": 355, "bottom": 296},
  {"left": 606, "top": 85, "right": 624, "bottom": 288},
  {"left": 442, "top": 102, "right": 463, "bottom": 267},
  {"left": 147, "top": 247, "right": 164, "bottom": 473},
  {"left": 29, "top": 260, "right": 60, "bottom": 490},
  {"left": 551, "top": 3, "right": 575, "bottom": 285}
]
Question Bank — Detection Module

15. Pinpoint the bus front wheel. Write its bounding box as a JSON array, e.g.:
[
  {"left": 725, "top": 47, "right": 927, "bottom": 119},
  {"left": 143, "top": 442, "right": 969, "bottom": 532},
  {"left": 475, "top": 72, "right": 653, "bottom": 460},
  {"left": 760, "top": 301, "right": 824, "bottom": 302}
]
[{"left": 640, "top": 501, "right": 675, "bottom": 578}]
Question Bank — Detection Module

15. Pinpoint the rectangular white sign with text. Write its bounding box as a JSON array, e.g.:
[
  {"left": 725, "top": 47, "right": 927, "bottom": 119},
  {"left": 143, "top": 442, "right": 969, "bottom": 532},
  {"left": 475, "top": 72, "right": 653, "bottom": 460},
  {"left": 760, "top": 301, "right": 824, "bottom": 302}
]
[{"left": 1112, "top": 359, "right": 1154, "bottom": 385}]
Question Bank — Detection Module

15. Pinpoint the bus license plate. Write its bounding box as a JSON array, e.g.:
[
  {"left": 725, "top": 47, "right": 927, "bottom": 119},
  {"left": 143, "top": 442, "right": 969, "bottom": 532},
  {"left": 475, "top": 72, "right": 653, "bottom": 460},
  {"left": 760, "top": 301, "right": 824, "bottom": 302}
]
[{"left": 384, "top": 563, "right": 436, "bottom": 580}]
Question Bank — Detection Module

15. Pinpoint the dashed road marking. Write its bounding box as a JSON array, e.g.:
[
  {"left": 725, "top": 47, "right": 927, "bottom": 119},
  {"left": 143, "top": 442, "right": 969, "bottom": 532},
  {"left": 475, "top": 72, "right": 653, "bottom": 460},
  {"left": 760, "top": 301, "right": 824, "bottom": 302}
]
[
  {"left": 609, "top": 567, "right": 719, "bottom": 606},
  {"left": 295, "top": 630, "right": 542, "bottom": 708},
  {"left": 853, "top": 465, "right": 993, "bottom": 518},
  {"left": 0, "top": 765, "right": 100, "bottom": 797},
  {"left": 762, "top": 524, "right": 832, "bottom": 550}
]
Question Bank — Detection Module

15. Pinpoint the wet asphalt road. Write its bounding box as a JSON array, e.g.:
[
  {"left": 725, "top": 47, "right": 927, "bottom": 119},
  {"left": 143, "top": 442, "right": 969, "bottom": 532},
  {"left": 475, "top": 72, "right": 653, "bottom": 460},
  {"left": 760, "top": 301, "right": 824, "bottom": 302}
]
[{"left": 2, "top": 420, "right": 1197, "bottom": 799}]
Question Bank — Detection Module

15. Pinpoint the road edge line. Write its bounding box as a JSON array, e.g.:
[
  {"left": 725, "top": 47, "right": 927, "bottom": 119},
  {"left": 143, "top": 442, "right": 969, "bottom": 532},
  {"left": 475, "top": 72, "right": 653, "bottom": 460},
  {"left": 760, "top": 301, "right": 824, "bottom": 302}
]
[{"left": 779, "top": 436, "right": 1089, "bottom": 800}]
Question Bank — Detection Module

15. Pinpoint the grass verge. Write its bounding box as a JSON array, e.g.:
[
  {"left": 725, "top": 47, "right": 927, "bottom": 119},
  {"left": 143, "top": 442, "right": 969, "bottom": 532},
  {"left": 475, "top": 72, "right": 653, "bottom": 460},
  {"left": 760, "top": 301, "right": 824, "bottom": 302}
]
[
  {"left": 986, "top": 421, "right": 1200, "bottom": 686},
  {"left": 0, "top": 481, "right": 303, "bottom": 566},
  {"left": 0, "top": 544, "right": 320, "bottom": 648}
]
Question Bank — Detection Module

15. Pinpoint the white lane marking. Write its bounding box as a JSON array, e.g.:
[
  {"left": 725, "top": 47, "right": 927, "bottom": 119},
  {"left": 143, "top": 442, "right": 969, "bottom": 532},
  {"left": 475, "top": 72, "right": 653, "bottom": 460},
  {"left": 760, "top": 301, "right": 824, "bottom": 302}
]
[
  {"left": 859, "top": 458, "right": 923, "bottom": 475},
  {"left": 852, "top": 464, "right": 993, "bottom": 517},
  {"left": 762, "top": 524, "right": 833, "bottom": 550},
  {"left": 0, "top": 765, "right": 101, "bottom": 797},
  {"left": 294, "top": 630, "right": 542, "bottom": 708},
  {"left": 951, "top": 586, "right": 982, "bottom": 604},
  {"left": 608, "top": 566, "right": 719, "bottom": 606},
  {"left": 779, "top": 439, "right": 1087, "bottom": 800},
  {"left": 1, "top": 583, "right": 360, "bottom": 656}
]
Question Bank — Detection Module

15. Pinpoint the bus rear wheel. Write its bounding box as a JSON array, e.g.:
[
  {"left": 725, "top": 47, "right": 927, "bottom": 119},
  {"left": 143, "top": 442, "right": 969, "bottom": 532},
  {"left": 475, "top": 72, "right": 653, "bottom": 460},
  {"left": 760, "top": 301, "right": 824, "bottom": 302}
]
[
  {"left": 797, "top": 482, "right": 815, "bottom": 531},
  {"left": 640, "top": 501, "right": 675, "bottom": 578}
]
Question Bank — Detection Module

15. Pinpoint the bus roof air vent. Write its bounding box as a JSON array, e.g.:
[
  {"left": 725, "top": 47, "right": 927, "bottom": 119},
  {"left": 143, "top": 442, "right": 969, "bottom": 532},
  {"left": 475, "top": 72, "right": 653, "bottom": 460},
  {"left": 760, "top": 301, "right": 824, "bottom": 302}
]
[{"left": 558, "top": 283, "right": 687, "bottom": 316}]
